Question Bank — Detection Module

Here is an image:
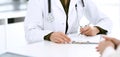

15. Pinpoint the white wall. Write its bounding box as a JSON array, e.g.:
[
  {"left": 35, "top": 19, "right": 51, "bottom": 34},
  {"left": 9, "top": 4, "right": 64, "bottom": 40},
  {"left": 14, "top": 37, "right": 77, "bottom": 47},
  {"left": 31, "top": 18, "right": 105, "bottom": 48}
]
[{"left": 0, "top": 23, "right": 6, "bottom": 54}]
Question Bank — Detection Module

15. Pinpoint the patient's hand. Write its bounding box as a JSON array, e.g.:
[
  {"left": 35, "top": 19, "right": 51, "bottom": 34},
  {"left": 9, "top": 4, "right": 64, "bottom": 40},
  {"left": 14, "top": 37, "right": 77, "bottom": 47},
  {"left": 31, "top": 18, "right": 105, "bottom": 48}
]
[
  {"left": 103, "top": 35, "right": 120, "bottom": 49},
  {"left": 96, "top": 40, "right": 115, "bottom": 55}
]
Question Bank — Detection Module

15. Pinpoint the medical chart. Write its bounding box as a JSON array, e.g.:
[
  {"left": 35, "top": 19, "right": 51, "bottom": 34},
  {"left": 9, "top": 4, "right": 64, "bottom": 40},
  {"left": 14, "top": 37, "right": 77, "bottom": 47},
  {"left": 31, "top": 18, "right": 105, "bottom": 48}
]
[{"left": 67, "top": 33, "right": 104, "bottom": 44}]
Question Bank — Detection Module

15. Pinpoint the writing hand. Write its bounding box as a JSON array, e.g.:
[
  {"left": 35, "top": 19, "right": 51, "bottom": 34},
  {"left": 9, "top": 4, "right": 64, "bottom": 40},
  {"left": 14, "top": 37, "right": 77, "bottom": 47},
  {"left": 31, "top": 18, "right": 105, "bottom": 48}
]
[{"left": 80, "top": 26, "right": 100, "bottom": 36}]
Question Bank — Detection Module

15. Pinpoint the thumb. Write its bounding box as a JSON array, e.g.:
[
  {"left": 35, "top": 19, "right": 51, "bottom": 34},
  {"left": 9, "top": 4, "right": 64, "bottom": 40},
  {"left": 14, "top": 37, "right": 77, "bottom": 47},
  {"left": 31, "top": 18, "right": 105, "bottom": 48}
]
[{"left": 102, "top": 35, "right": 111, "bottom": 41}]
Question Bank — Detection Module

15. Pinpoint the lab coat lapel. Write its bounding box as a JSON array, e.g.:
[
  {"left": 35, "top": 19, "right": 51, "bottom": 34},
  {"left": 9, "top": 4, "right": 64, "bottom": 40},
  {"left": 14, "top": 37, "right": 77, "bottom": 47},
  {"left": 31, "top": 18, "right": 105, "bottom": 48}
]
[
  {"left": 68, "top": 0, "right": 78, "bottom": 33},
  {"left": 69, "top": 0, "right": 77, "bottom": 15},
  {"left": 55, "top": 0, "right": 65, "bottom": 13}
]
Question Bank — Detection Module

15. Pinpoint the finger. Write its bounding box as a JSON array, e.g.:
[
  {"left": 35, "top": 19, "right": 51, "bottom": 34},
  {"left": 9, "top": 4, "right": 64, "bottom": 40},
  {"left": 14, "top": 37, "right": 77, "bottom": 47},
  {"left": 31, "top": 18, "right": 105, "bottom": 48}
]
[
  {"left": 97, "top": 48, "right": 101, "bottom": 53},
  {"left": 54, "top": 39, "right": 61, "bottom": 43},
  {"left": 97, "top": 49, "right": 99, "bottom": 52},
  {"left": 83, "top": 28, "right": 91, "bottom": 36},
  {"left": 83, "top": 26, "right": 90, "bottom": 31},
  {"left": 50, "top": 32, "right": 69, "bottom": 43},
  {"left": 102, "top": 35, "right": 112, "bottom": 40},
  {"left": 52, "top": 35, "right": 65, "bottom": 43},
  {"left": 96, "top": 47, "right": 100, "bottom": 52},
  {"left": 60, "top": 36, "right": 71, "bottom": 43},
  {"left": 82, "top": 26, "right": 90, "bottom": 33},
  {"left": 80, "top": 28, "right": 84, "bottom": 34},
  {"left": 51, "top": 37, "right": 61, "bottom": 43},
  {"left": 96, "top": 47, "right": 99, "bottom": 49},
  {"left": 60, "top": 33, "right": 71, "bottom": 42},
  {"left": 55, "top": 34, "right": 69, "bottom": 43},
  {"left": 62, "top": 35, "right": 71, "bottom": 42}
]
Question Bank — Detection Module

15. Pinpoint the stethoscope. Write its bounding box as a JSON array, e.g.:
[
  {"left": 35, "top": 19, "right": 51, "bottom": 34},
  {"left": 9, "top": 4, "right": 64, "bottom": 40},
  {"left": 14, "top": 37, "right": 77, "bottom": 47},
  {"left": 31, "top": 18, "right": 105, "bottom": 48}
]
[{"left": 47, "top": 0, "right": 85, "bottom": 22}]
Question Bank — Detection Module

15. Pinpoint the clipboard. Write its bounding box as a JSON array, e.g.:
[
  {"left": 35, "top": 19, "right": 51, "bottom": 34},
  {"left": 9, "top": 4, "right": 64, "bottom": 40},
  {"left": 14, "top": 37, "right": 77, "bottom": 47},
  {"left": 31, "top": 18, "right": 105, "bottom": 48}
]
[
  {"left": 67, "top": 33, "right": 103, "bottom": 44},
  {"left": 70, "top": 41, "right": 99, "bottom": 44}
]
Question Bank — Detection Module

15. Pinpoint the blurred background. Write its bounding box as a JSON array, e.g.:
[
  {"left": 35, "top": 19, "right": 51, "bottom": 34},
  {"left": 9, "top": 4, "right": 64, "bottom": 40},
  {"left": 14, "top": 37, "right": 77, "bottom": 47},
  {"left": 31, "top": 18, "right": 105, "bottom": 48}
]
[
  {"left": 0, "top": 0, "right": 28, "bottom": 52},
  {"left": 0, "top": 0, "right": 27, "bottom": 12},
  {"left": 0, "top": 0, "right": 120, "bottom": 51}
]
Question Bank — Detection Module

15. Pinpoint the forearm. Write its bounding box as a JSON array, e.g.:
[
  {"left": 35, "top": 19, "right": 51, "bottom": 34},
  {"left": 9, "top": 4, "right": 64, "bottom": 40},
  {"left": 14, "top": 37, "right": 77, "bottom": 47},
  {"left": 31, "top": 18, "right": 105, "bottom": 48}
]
[
  {"left": 95, "top": 18, "right": 112, "bottom": 34},
  {"left": 95, "top": 26, "right": 108, "bottom": 35},
  {"left": 44, "top": 32, "right": 53, "bottom": 41},
  {"left": 25, "top": 26, "right": 52, "bottom": 43},
  {"left": 84, "top": 0, "right": 112, "bottom": 34}
]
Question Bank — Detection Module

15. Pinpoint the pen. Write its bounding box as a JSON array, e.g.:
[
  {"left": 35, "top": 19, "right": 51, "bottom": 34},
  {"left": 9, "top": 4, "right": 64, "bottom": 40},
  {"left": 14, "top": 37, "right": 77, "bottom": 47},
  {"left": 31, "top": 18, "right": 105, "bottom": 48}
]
[
  {"left": 85, "top": 22, "right": 91, "bottom": 27},
  {"left": 80, "top": 22, "right": 91, "bottom": 28}
]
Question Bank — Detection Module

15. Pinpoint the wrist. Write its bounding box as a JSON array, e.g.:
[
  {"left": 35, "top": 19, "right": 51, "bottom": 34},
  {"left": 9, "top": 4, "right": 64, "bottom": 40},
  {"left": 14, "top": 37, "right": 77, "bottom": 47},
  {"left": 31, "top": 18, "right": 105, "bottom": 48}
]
[
  {"left": 94, "top": 26, "right": 100, "bottom": 34},
  {"left": 94, "top": 26, "right": 108, "bottom": 35},
  {"left": 44, "top": 32, "right": 54, "bottom": 41},
  {"left": 108, "top": 42, "right": 115, "bottom": 49}
]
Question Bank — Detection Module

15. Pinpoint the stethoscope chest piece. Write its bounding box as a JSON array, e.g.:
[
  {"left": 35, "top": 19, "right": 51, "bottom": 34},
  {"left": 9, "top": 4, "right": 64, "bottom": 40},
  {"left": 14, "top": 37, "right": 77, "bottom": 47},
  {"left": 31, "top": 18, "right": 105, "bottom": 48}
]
[{"left": 47, "top": 13, "right": 55, "bottom": 22}]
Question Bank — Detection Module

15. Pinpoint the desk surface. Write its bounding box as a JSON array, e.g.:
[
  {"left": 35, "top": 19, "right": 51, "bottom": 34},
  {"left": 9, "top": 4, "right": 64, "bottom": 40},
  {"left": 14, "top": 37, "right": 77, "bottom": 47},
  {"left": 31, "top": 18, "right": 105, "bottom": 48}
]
[{"left": 7, "top": 41, "right": 100, "bottom": 57}]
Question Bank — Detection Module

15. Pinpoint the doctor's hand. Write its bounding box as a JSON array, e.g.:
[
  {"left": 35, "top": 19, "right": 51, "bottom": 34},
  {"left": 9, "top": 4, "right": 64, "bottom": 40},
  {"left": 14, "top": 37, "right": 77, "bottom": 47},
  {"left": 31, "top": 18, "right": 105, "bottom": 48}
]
[
  {"left": 96, "top": 40, "right": 115, "bottom": 55},
  {"left": 80, "top": 26, "right": 100, "bottom": 36},
  {"left": 50, "top": 32, "right": 71, "bottom": 44}
]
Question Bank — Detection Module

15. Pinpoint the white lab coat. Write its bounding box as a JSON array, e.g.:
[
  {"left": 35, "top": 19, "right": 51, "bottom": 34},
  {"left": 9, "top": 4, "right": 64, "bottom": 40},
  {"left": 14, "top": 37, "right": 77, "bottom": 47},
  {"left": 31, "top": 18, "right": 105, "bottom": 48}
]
[
  {"left": 102, "top": 46, "right": 120, "bottom": 57},
  {"left": 24, "top": 0, "right": 112, "bottom": 43}
]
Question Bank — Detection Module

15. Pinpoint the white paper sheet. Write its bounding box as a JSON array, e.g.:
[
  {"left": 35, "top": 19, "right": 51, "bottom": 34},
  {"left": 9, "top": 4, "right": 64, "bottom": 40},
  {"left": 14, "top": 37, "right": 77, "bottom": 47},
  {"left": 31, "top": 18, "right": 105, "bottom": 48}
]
[{"left": 67, "top": 33, "right": 103, "bottom": 44}]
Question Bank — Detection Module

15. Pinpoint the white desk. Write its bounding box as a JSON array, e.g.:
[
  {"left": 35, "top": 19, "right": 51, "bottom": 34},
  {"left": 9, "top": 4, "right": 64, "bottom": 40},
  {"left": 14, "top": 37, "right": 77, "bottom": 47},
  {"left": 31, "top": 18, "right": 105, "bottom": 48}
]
[{"left": 7, "top": 41, "right": 100, "bottom": 57}]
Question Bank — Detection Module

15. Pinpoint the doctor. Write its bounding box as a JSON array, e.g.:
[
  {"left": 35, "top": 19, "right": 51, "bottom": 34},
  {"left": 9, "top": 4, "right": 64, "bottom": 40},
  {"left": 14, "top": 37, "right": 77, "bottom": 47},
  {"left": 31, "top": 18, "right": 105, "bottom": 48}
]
[{"left": 24, "top": 0, "right": 112, "bottom": 43}]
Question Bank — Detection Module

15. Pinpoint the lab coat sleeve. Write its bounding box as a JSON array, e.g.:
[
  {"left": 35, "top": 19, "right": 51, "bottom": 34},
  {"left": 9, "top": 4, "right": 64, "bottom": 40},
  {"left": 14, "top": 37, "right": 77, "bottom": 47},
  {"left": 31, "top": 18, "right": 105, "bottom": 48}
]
[
  {"left": 24, "top": 0, "right": 52, "bottom": 43},
  {"left": 102, "top": 46, "right": 120, "bottom": 57},
  {"left": 84, "top": 0, "right": 112, "bottom": 33}
]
